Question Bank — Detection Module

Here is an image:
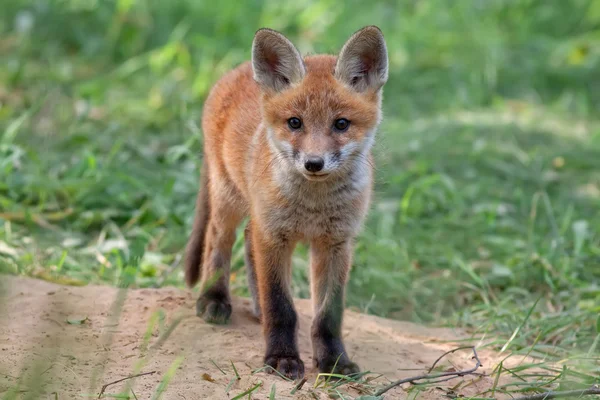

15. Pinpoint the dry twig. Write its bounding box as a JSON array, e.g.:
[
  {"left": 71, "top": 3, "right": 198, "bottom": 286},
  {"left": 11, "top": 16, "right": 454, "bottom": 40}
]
[
  {"left": 374, "top": 346, "right": 482, "bottom": 396},
  {"left": 427, "top": 345, "right": 477, "bottom": 373},
  {"left": 97, "top": 371, "right": 156, "bottom": 398},
  {"left": 373, "top": 346, "right": 600, "bottom": 400}
]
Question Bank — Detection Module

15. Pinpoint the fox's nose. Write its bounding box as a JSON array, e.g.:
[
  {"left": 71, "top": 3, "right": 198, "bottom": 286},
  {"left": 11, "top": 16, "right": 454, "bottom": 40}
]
[{"left": 304, "top": 156, "right": 325, "bottom": 173}]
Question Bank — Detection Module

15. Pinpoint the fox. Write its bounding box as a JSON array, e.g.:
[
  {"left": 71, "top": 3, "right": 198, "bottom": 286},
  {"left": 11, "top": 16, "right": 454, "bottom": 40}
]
[{"left": 184, "top": 26, "right": 388, "bottom": 379}]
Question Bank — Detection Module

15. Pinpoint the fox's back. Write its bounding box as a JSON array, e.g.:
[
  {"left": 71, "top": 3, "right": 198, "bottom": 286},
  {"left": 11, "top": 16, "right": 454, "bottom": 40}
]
[{"left": 201, "top": 62, "right": 259, "bottom": 191}]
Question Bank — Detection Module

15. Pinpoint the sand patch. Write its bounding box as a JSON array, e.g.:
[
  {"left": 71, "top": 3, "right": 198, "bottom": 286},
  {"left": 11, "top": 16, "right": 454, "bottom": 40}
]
[{"left": 0, "top": 276, "right": 508, "bottom": 399}]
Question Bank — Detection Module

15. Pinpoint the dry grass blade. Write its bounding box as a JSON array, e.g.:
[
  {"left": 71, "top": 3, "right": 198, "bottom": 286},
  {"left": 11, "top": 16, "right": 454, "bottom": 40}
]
[
  {"left": 210, "top": 359, "right": 226, "bottom": 375},
  {"left": 291, "top": 377, "right": 308, "bottom": 394},
  {"left": 97, "top": 371, "right": 156, "bottom": 399}
]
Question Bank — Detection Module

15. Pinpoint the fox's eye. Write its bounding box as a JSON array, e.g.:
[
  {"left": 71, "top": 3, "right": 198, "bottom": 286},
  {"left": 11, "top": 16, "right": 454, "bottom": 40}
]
[
  {"left": 333, "top": 118, "right": 350, "bottom": 132},
  {"left": 288, "top": 117, "right": 302, "bottom": 130}
]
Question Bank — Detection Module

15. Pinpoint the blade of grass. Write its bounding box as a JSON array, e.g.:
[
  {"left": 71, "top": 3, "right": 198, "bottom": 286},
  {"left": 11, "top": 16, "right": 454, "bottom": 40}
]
[
  {"left": 230, "top": 361, "right": 240, "bottom": 380},
  {"left": 231, "top": 382, "right": 262, "bottom": 400},
  {"left": 501, "top": 297, "right": 541, "bottom": 353}
]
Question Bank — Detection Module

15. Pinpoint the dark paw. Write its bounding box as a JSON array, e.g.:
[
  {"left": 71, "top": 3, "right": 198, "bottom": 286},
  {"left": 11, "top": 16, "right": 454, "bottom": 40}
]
[
  {"left": 317, "top": 356, "right": 360, "bottom": 376},
  {"left": 265, "top": 355, "right": 305, "bottom": 380},
  {"left": 196, "top": 295, "right": 232, "bottom": 325}
]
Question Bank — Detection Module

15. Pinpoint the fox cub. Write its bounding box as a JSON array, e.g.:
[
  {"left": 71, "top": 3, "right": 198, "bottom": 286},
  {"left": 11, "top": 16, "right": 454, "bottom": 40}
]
[{"left": 185, "top": 26, "right": 388, "bottom": 379}]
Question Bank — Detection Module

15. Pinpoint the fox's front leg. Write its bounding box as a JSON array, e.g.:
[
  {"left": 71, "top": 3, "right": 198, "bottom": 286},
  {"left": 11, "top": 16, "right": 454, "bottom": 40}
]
[
  {"left": 252, "top": 223, "right": 304, "bottom": 379},
  {"left": 310, "top": 239, "right": 359, "bottom": 375}
]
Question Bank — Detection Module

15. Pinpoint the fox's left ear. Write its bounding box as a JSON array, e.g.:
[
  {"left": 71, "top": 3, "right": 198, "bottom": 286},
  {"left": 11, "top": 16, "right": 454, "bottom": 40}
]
[{"left": 335, "top": 26, "right": 388, "bottom": 92}]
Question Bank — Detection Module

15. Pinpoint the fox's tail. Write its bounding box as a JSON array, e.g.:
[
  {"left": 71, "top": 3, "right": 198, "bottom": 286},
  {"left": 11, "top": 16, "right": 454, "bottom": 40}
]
[{"left": 184, "top": 158, "right": 210, "bottom": 287}]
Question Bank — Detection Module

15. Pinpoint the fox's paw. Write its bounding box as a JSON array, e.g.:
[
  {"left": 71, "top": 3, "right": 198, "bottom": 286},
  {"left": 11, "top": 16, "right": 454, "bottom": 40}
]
[
  {"left": 265, "top": 355, "right": 305, "bottom": 380},
  {"left": 196, "top": 295, "right": 232, "bottom": 325},
  {"left": 316, "top": 356, "right": 360, "bottom": 377}
]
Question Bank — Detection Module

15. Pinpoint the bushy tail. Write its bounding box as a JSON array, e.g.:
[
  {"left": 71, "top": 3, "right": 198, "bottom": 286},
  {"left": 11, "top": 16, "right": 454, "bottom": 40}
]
[{"left": 184, "top": 159, "right": 210, "bottom": 287}]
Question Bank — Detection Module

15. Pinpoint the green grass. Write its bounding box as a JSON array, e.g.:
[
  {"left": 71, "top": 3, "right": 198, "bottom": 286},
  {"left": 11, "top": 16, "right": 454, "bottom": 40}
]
[{"left": 1, "top": 0, "right": 600, "bottom": 398}]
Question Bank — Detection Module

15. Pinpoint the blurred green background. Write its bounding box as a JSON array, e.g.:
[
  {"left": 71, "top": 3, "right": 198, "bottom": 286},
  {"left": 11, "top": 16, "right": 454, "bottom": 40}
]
[{"left": 1, "top": 0, "right": 599, "bottom": 358}]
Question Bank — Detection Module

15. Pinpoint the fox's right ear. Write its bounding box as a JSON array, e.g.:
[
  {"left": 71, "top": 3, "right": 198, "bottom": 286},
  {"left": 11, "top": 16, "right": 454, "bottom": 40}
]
[
  {"left": 252, "top": 28, "right": 306, "bottom": 92},
  {"left": 335, "top": 26, "right": 388, "bottom": 92}
]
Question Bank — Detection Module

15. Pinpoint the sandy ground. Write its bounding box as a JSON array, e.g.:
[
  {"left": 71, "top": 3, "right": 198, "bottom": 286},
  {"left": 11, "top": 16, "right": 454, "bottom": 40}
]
[{"left": 0, "top": 276, "right": 505, "bottom": 399}]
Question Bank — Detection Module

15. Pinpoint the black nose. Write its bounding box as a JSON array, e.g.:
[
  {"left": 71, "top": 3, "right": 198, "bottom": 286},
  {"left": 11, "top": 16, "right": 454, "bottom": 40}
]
[{"left": 304, "top": 156, "right": 325, "bottom": 173}]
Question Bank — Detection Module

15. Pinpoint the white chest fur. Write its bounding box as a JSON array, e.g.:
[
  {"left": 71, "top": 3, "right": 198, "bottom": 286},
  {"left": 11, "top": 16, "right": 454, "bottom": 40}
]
[{"left": 261, "top": 159, "right": 371, "bottom": 241}]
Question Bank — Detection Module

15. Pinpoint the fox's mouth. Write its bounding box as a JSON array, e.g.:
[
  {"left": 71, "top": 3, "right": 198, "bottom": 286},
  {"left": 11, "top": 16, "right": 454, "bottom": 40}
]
[{"left": 302, "top": 172, "right": 330, "bottom": 182}]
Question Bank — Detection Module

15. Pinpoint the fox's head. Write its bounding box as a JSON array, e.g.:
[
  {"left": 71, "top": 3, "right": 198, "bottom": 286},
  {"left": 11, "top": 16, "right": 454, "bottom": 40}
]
[{"left": 252, "top": 26, "right": 388, "bottom": 181}]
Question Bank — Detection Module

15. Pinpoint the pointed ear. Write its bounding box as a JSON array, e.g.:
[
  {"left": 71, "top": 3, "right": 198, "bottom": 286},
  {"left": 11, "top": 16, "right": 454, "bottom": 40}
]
[
  {"left": 335, "top": 26, "right": 388, "bottom": 92},
  {"left": 252, "top": 28, "right": 306, "bottom": 92}
]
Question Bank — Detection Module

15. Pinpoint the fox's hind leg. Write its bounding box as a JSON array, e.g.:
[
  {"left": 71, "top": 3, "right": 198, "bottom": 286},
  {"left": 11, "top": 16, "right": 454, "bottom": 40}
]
[
  {"left": 244, "top": 221, "right": 261, "bottom": 320},
  {"left": 195, "top": 177, "right": 244, "bottom": 324}
]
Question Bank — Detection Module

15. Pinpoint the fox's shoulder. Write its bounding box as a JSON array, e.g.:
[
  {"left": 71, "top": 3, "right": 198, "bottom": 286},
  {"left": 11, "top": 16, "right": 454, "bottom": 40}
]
[{"left": 202, "top": 61, "right": 260, "bottom": 128}]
